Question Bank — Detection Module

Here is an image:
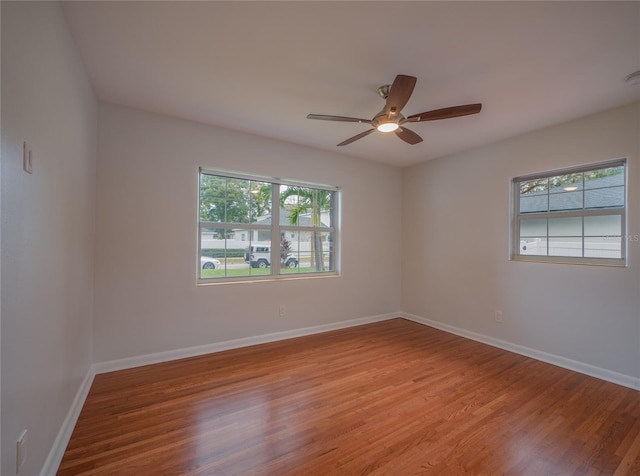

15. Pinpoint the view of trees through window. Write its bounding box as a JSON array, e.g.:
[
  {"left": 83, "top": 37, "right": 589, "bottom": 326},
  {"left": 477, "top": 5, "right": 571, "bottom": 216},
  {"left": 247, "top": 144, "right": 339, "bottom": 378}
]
[
  {"left": 518, "top": 166, "right": 624, "bottom": 195},
  {"left": 199, "top": 170, "right": 337, "bottom": 280}
]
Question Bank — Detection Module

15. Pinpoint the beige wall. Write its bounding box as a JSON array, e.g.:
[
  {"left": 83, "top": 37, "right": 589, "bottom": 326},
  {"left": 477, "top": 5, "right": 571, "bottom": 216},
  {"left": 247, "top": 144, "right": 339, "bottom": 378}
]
[
  {"left": 94, "top": 103, "right": 403, "bottom": 362},
  {"left": 1, "top": 2, "right": 97, "bottom": 474},
  {"left": 402, "top": 102, "right": 640, "bottom": 379}
]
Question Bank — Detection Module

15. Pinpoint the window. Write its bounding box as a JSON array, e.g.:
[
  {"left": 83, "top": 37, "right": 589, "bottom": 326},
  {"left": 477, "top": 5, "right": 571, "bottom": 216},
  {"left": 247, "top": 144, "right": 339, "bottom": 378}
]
[
  {"left": 198, "top": 168, "right": 339, "bottom": 282},
  {"left": 512, "top": 159, "right": 626, "bottom": 266}
]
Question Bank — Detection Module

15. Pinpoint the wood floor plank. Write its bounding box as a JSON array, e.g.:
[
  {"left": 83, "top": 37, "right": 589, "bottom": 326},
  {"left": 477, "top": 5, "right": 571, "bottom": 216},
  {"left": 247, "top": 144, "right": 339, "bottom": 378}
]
[{"left": 58, "top": 318, "right": 640, "bottom": 475}]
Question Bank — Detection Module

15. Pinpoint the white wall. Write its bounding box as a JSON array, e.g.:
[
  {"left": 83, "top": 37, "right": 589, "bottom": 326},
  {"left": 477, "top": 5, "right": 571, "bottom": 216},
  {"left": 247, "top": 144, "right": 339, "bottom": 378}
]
[
  {"left": 1, "top": 4, "right": 636, "bottom": 471},
  {"left": 1, "top": 2, "right": 97, "bottom": 474},
  {"left": 94, "top": 103, "right": 403, "bottom": 362},
  {"left": 402, "top": 102, "right": 640, "bottom": 380}
]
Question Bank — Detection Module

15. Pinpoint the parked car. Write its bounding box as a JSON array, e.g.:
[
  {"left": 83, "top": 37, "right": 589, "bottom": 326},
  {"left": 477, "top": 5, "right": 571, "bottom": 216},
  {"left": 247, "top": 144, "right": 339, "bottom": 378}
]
[
  {"left": 201, "top": 256, "right": 221, "bottom": 269},
  {"left": 283, "top": 255, "right": 299, "bottom": 268},
  {"left": 244, "top": 246, "right": 298, "bottom": 269}
]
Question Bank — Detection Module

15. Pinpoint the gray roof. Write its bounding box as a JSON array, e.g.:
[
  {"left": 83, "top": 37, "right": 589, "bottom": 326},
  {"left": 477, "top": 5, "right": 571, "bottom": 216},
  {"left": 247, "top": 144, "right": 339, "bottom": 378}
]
[{"left": 520, "top": 174, "right": 624, "bottom": 213}]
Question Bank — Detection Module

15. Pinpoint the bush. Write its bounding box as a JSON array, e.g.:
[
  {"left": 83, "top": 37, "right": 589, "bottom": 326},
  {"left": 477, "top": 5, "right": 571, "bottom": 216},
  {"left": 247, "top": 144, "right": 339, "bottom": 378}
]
[{"left": 201, "top": 248, "right": 245, "bottom": 259}]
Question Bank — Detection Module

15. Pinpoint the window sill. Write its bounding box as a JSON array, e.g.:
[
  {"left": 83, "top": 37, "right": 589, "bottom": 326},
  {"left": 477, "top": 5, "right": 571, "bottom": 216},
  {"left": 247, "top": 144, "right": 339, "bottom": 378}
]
[
  {"left": 197, "top": 272, "right": 340, "bottom": 286},
  {"left": 510, "top": 255, "right": 627, "bottom": 268}
]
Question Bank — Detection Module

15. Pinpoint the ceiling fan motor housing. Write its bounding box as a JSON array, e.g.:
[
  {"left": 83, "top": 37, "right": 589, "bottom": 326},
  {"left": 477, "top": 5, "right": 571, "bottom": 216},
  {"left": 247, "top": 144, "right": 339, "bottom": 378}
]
[
  {"left": 372, "top": 108, "right": 404, "bottom": 131},
  {"left": 377, "top": 84, "right": 391, "bottom": 99}
]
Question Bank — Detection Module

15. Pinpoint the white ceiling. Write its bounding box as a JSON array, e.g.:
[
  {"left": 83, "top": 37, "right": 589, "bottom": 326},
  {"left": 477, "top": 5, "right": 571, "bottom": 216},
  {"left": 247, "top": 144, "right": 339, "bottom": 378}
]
[{"left": 62, "top": 1, "right": 640, "bottom": 167}]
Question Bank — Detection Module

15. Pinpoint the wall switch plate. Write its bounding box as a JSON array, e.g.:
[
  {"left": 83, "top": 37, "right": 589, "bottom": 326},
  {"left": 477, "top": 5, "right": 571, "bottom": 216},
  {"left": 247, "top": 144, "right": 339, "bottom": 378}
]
[
  {"left": 495, "top": 310, "right": 503, "bottom": 323},
  {"left": 279, "top": 304, "right": 287, "bottom": 317},
  {"left": 17, "top": 430, "right": 27, "bottom": 473},
  {"left": 23, "top": 142, "right": 33, "bottom": 174}
]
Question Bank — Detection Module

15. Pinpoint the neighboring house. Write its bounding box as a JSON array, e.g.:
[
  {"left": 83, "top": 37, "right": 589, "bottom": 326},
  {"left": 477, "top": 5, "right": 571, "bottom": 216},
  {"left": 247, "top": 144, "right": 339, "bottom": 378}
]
[
  {"left": 231, "top": 207, "right": 330, "bottom": 243},
  {"left": 201, "top": 208, "right": 331, "bottom": 254},
  {"left": 519, "top": 173, "right": 624, "bottom": 213},
  {"left": 519, "top": 174, "right": 624, "bottom": 257}
]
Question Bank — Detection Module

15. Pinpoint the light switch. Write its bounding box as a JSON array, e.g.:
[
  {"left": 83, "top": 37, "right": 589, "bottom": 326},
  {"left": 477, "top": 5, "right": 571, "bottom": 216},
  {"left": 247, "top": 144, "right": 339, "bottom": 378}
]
[
  {"left": 23, "top": 141, "right": 33, "bottom": 174},
  {"left": 17, "top": 430, "right": 27, "bottom": 473}
]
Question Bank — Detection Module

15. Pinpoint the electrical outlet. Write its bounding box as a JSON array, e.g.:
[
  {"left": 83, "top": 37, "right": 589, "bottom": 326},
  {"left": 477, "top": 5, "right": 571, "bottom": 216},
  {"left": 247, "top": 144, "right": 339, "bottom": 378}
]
[
  {"left": 23, "top": 142, "right": 33, "bottom": 174},
  {"left": 17, "top": 430, "right": 27, "bottom": 473},
  {"left": 495, "top": 310, "right": 503, "bottom": 323},
  {"left": 279, "top": 304, "right": 287, "bottom": 317}
]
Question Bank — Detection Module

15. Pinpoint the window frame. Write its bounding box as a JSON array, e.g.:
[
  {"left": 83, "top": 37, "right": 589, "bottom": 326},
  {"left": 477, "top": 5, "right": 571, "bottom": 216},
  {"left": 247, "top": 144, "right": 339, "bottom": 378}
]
[
  {"left": 511, "top": 158, "right": 627, "bottom": 267},
  {"left": 198, "top": 167, "right": 340, "bottom": 284}
]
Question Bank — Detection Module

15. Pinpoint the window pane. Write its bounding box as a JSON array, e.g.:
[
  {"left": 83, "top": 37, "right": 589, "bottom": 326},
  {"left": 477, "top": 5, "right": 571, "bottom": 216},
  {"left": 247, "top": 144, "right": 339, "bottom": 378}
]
[
  {"left": 584, "top": 166, "right": 624, "bottom": 189},
  {"left": 549, "top": 217, "right": 582, "bottom": 236},
  {"left": 549, "top": 191, "right": 583, "bottom": 211},
  {"left": 283, "top": 231, "right": 333, "bottom": 274},
  {"left": 520, "top": 178, "right": 548, "bottom": 195},
  {"left": 225, "top": 178, "right": 251, "bottom": 224},
  {"left": 281, "top": 229, "right": 301, "bottom": 272},
  {"left": 280, "top": 187, "right": 332, "bottom": 228},
  {"left": 584, "top": 215, "right": 621, "bottom": 237},
  {"left": 317, "top": 231, "right": 335, "bottom": 272},
  {"left": 584, "top": 186, "right": 624, "bottom": 209},
  {"left": 519, "top": 238, "right": 547, "bottom": 256},
  {"left": 294, "top": 231, "right": 312, "bottom": 271},
  {"left": 520, "top": 218, "right": 547, "bottom": 237},
  {"left": 549, "top": 237, "right": 582, "bottom": 257},
  {"left": 585, "top": 236, "right": 622, "bottom": 259},
  {"left": 250, "top": 181, "right": 272, "bottom": 223},
  {"left": 519, "top": 194, "right": 548, "bottom": 213},
  {"left": 200, "top": 227, "right": 256, "bottom": 279},
  {"left": 199, "top": 175, "right": 254, "bottom": 224},
  {"left": 549, "top": 173, "right": 583, "bottom": 192},
  {"left": 326, "top": 191, "right": 337, "bottom": 228},
  {"left": 199, "top": 175, "right": 227, "bottom": 223},
  {"left": 242, "top": 230, "right": 272, "bottom": 274},
  {"left": 280, "top": 186, "right": 302, "bottom": 227},
  {"left": 200, "top": 227, "right": 225, "bottom": 279},
  {"left": 279, "top": 234, "right": 299, "bottom": 272}
]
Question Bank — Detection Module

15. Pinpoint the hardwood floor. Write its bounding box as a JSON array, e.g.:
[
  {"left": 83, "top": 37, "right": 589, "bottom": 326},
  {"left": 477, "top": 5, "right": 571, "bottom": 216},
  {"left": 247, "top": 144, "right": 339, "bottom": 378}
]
[{"left": 58, "top": 318, "right": 640, "bottom": 475}]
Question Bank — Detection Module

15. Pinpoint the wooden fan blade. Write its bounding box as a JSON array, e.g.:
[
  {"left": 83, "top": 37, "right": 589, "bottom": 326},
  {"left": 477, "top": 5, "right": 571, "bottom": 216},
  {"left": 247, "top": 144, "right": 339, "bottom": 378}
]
[
  {"left": 385, "top": 75, "right": 417, "bottom": 116},
  {"left": 307, "top": 114, "right": 372, "bottom": 124},
  {"left": 395, "top": 127, "right": 423, "bottom": 145},
  {"left": 405, "top": 103, "right": 482, "bottom": 122},
  {"left": 337, "top": 129, "right": 375, "bottom": 146}
]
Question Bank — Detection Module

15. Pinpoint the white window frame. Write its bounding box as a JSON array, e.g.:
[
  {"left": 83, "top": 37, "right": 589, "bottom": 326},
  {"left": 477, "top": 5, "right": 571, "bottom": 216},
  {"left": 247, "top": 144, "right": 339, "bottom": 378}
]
[
  {"left": 511, "top": 158, "right": 627, "bottom": 267},
  {"left": 198, "top": 168, "right": 340, "bottom": 283}
]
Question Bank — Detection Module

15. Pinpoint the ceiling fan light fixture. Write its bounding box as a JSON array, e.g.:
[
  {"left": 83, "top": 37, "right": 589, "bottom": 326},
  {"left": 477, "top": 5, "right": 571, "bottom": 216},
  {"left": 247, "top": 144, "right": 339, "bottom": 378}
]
[{"left": 377, "top": 122, "right": 399, "bottom": 133}]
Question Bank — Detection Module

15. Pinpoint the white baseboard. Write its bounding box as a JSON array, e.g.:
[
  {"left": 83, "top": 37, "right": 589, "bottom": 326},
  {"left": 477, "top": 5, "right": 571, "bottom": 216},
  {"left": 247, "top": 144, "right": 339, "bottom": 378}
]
[
  {"left": 94, "top": 312, "right": 399, "bottom": 374},
  {"left": 95, "top": 310, "right": 640, "bottom": 389},
  {"left": 40, "top": 366, "right": 96, "bottom": 476},
  {"left": 400, "top": 312, "right": 640, "bottom": 391}
]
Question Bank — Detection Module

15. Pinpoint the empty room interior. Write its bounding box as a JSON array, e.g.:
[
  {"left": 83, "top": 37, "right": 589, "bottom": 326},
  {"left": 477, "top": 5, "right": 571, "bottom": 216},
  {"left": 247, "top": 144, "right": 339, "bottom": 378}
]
[{"left": 2, "top": 1, "right": 640, "bottom": 474}]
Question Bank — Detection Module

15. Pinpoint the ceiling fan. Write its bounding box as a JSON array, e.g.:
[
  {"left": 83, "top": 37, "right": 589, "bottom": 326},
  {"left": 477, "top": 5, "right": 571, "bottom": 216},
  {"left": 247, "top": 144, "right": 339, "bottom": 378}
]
[{"left": 307, "top": 74, "right": 482, "bottom": 146}]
